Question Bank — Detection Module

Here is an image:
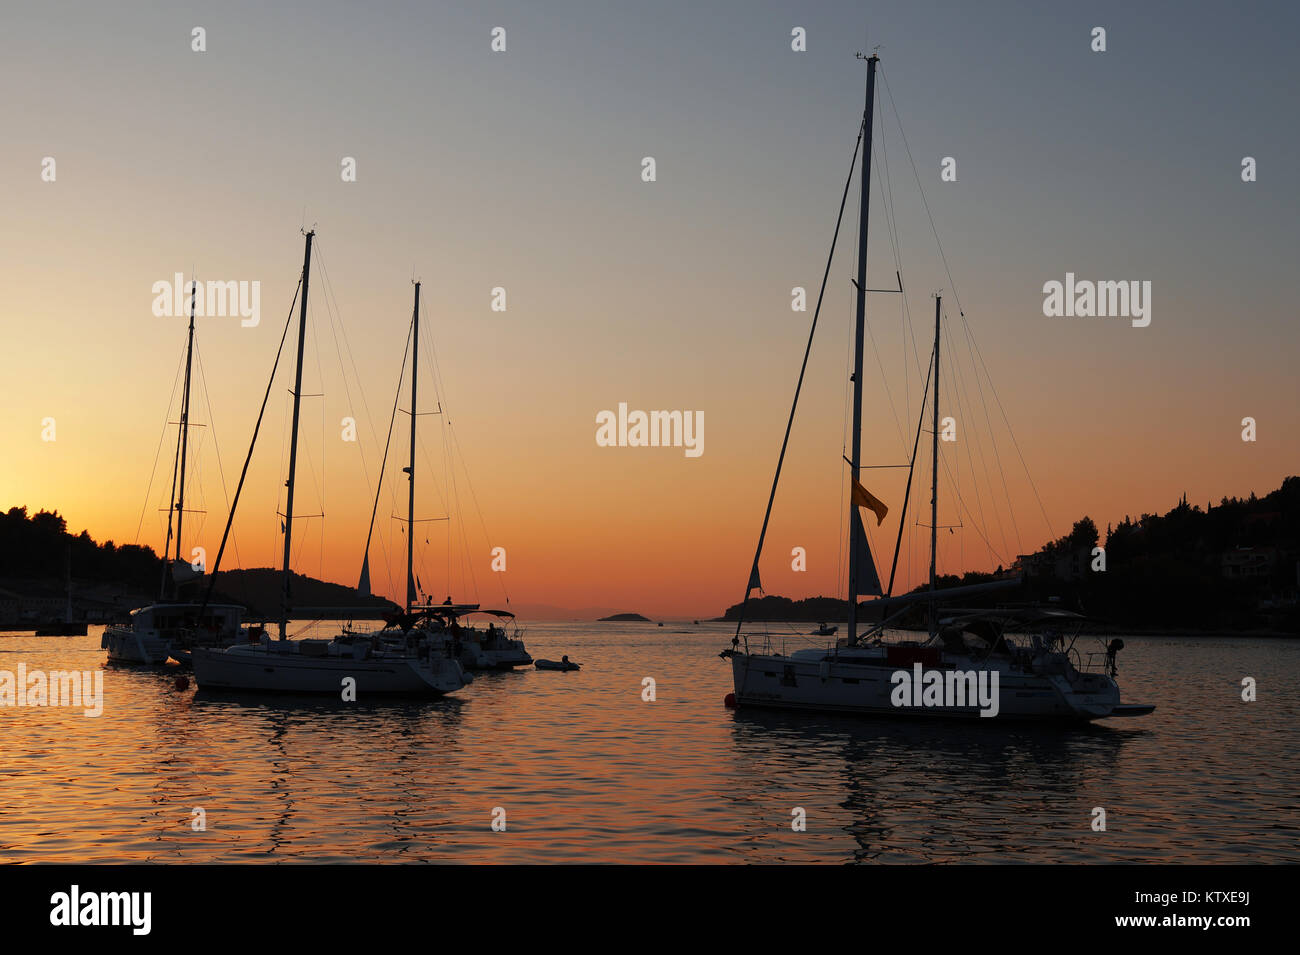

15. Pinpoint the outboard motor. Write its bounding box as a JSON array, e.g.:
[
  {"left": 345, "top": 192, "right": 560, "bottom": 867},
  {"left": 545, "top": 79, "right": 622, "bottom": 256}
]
[{"left": 1106, "top": 638, "right": 1125, "bottom": 676}]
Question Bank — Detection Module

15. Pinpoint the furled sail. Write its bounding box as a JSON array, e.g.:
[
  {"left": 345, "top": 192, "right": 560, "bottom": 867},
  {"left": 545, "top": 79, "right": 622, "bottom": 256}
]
[
  {"left": 851, "top": 509, "right": 883, "bottom": 596},
  {"left": 358, "top": 553, "right": 371, "bottom": 597}
]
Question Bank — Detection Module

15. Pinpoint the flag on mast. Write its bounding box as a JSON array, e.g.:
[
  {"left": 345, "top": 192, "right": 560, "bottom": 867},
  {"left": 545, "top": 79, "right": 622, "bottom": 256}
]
[{"left": 852, "top": 479, "right": 889, "bottom": 525}]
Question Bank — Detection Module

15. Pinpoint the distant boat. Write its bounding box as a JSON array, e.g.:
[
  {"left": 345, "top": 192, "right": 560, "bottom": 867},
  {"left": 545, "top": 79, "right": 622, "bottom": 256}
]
[
  {"left": 811, "top": 623, "right": 838, "bottom": 637},
  {"left": 36, "top": 546, "right": 87, "bottom": 636},
  {"left": 535, "top": 656, "right": 580, "bottom": 671},
  {"left": 720, "top": 54, "right": 1153, "bottom": 723},
  {"left": 193, "top": 251, "right": 468, "bottom": 696},
  {"left": 35, "top": 622, "right": 87, "bottom": 637}
]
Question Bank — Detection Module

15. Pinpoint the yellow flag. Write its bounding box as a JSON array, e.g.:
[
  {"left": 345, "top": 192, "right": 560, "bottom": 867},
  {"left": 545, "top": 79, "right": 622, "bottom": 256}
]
[{"left": 852, "top": 479, "right": 888, "bottom": 525}]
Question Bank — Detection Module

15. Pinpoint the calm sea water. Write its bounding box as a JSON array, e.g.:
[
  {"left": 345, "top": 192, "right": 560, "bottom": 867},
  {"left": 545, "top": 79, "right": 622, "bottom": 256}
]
[{"left": 1, "top": 622, "right": 1296, "bottom": 863}]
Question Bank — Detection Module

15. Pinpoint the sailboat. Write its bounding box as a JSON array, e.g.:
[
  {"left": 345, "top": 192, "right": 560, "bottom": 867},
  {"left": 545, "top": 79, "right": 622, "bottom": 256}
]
[
  {"left": 103, "top": 278, "right": 246, "bottom": 663},
  {"left": 349, "top": 279, "right": 531, "bottom": 672},
  {"left": 35, "top": 546, "right": 88, "bottom": 636},
  {"left": 720, "top": 54, "right": 1154, "bottom": 723},
  {"left": 191, "top": 245, "right": 469, "bottom": 696},
  {"left": 411, "top": 603, "right": 531, "bottom": 670}
]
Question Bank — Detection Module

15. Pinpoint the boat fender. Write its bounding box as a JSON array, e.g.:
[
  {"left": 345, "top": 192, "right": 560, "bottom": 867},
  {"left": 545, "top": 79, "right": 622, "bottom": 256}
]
[{"left": 723, "top": 693, "right": 737, "bottom": 708}]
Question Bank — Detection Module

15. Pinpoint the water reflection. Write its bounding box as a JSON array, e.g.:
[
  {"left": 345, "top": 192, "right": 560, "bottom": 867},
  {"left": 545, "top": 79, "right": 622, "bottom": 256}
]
[
  {"left": 727, "top": 708, "right": 1145, "bottom": 862},
  {"left": 3, "top": 626, "right": 1295, "bottom": 863}
]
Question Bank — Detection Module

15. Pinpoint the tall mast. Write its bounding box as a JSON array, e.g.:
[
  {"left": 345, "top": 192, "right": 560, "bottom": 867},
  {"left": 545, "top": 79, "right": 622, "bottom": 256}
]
[
  {"left": 405, "top": 281, "right": 420, "bottom": 614},
  {"left": 929, "top": 295, "right": 941, "bottom": 637},
  {"left": 279, "top": 230, "right": 314, "bottom": 639},
  {"left": 65, "top": 544, "right": 73, "bottom": 623},
  {"left": 174, "top": 279, "right": 197, "bottom": 590},
  {"left": 846, "top": 53, "right": 878, "bottom": 647}
]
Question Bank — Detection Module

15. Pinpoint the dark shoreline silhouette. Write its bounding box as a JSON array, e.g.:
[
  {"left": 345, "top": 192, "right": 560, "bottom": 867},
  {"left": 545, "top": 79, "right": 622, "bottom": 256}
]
[{"left": 721, "top": 476, "right": 1300, "bottom": 635}]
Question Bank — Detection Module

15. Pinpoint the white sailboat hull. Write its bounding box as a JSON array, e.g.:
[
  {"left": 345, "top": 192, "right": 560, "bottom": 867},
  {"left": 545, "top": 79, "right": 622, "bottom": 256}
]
[
  {"left": 102, "top": 626, "right": 172, "bottom": 665},
  {"left": 192, "top": 643, "right": 466, "bottom": 695},
  {"left": 460, "top": 643, "right": 532, "bottom": 670},
  {"left": 729, "top": 649, "right": 1121, "bottom": 722},
  {"left": 420, "top": 628, "right": 532, "bottom": 670}
]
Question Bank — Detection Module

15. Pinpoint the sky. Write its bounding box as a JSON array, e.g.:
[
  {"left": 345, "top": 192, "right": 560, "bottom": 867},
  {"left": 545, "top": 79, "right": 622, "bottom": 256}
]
[{"left": 1, "top": 1, "right": 1297, "bottom": 619}]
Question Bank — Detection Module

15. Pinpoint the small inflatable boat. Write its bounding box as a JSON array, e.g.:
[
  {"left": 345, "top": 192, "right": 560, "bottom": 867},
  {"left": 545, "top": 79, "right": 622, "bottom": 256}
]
[{"left": 535, "top": 658, "right": 581, "bottom": 671}]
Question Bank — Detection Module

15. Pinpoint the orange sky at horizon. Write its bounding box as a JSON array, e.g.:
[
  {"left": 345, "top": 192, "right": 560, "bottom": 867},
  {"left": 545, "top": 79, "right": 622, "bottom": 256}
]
[{"left": 2, "top": 4, "right": 1296, "bottom": 619}]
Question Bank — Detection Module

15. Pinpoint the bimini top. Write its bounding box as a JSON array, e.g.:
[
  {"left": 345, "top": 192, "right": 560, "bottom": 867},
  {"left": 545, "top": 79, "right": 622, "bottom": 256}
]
[
  {"left": 938, "top": 606, "right": 1086, "bottom": 628},
  {"left": 131, "top": 602, "right": 245, "bottom": 616},
  {"left": 383, "top": 604, "right": 516, "bottom": 629},
  {"left": 423, "top": 605, "right": 515, "bottom": 620}
]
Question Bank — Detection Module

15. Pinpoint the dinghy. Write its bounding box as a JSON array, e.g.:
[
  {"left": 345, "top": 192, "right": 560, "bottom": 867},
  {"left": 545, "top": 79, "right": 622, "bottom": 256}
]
[{"left": 535, "top": 657, "right": 580, "bottom": 671}]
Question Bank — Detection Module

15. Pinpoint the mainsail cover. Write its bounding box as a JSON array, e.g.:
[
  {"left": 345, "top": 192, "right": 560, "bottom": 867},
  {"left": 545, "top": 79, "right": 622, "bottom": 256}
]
[
  {"left": 851, "top": 509, "right": 883, "bottom": 596},
  {"left": 357, "top": 553, "right": 371, "bottom": 597}
]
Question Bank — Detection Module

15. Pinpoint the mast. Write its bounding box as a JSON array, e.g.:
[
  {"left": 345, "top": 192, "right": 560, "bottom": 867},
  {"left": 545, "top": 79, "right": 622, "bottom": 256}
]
[
  {"left": 405, "top": 281, "right": 420, "bottom": 614},
  {"left": 929, "top": 295, "right": 941, "bottom": 637},
  {"left": 174, "top": 279, "right": 197, "bottom": 591},
  {"left": 64, "top": 545, "right": 73, "bottom": 623},
  {"left": 279, "top": 230, "right": 314, "bottom": 639},
  {"left": 846, "top": 53, "right": 878, "bottom": 647}
]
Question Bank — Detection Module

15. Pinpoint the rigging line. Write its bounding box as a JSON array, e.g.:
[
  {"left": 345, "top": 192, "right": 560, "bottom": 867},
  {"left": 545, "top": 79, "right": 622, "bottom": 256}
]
[
  {"left": 133, "top": 347, "right": 187, "bottom": 546},
  {"left": 363, "top": 318, "right": 412, "bottom": 607},
  {"left": 316, "top": 245, "right": 386, "bottom": 578},
  {"left": 194, "top": 339, "right": 242, "bottom": 569},
  {"left": 939, "top": 315, "right": 1001, "bottom": 563},
  {"left": 160, "top": 347, "right": 185, "bottom": 582},
  {"left": 312, "top": 245, "right": 362, "bottom": 552},
  {"left": 316, "top": 240, "right": 405, "bottom": 560},
  {"left": 875, "top": 106, "right": 927, "bottom": 433},
  {"left": 449, "top": 453, "right": 477, "bottom": 601},
  {"left": 416, "top": 425, "right": 452, "bottom": 516},
  {"left": 835, "top": 164, "right": 860, "bottom": 602},
  {"left": 935, "top": 439, "right": 1007, "bottom": 568},
  {"left": 447, "top": 422, "right": 510, "bottom": 605},
  {"left": 931, "top": 327, "right": 1010, "bottom": 572},
  {"left": 274, "top": 382, "right": 290, "bottom": 566},
  {"left": 946, "top": 312, "right": 1019, "bottom": 559},
  {"left": 199, "top": 274, "right": 304, "bottom": 615},
  {"left": 863, "top": 287, "right": 908, "bottom": 454},
  {"left": 860, "top": 113, "right": 908, "bottom": 457},
  {"left": 412, "top": 430, "right": 451, "bottom": 598},
  {"left": 874, "top": 107, "right": 907, "bottom": 430},
  {"left": 881, "top": 63, "right": 1052, "bottom": 542},
  {"left": 416, "top": 308, "right": 460, "bottom": 595},
  {"left": 955, "top": 313, "right": 1034, "bottom": 548},
  {"left": 733, "top": 122, "right": 865, "bottom": 644},
  {"left": 937, "top": 316, "right": 997, "bottom": 568},
  {"left": 885, "top": 343, "right": 933, "bottom": 597},
  {"left": 303, "top": 293, "right": 328, "bottom": 558},
  {"left": 955, "top": 317, "right": 1017, "bottom": 561}
]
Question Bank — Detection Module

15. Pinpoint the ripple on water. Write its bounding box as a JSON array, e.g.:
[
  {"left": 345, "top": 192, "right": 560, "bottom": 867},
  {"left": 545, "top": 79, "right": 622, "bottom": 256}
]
[{"left": 0, "top": 625, "right": 1297, "bottom": 862}]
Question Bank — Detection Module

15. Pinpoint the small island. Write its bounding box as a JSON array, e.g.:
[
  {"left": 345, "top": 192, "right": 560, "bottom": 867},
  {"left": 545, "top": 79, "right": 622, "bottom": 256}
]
[{"left": 598, "top": 612, "right": 651, "bottom": 622}]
